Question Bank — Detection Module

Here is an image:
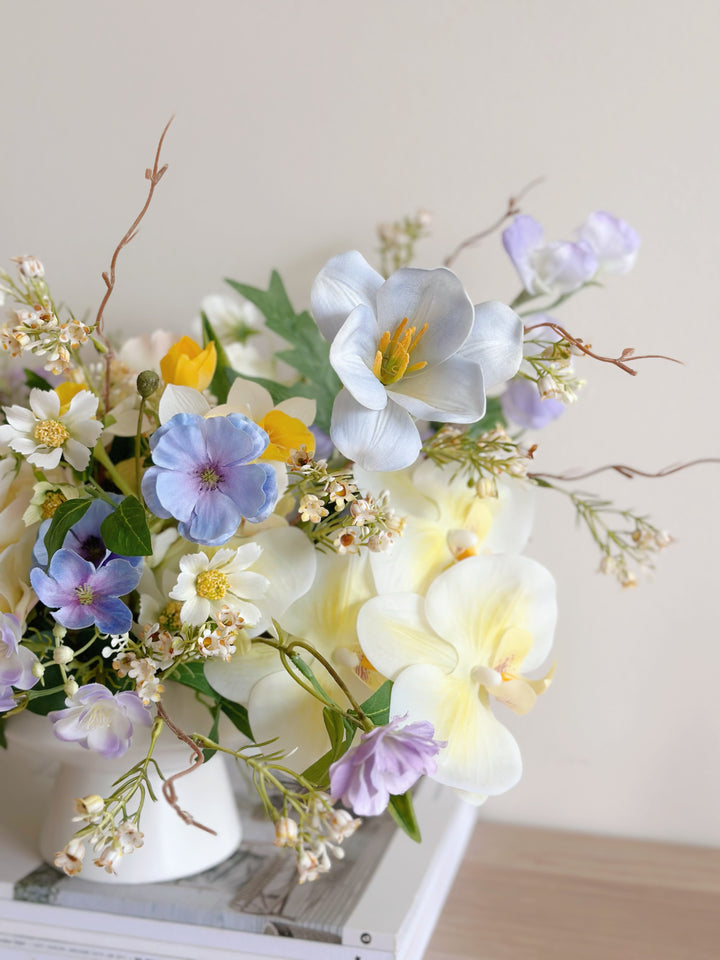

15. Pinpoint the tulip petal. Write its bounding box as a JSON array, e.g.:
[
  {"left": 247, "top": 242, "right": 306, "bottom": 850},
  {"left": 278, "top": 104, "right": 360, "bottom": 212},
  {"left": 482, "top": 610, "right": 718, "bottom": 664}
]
[
  {"left": 389, "top": 356, "right": 486, "bottom": 422},
  {"left": 310, "top": 251, "right": 384, "bottom": 343},
  {"left": 330, "top": 389, "right": 420, "bottom": 471},
  {"left": 459, "top": 302, "right": 524, "bottom": 389}
]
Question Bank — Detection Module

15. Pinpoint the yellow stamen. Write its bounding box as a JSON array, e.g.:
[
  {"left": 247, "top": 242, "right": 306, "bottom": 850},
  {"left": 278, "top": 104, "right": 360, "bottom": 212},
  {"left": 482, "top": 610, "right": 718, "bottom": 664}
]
[
  {"left": 374, "top": 318, "right": 430, "bottom": 386},
  {"left": 34, "top": 419, "right": 69, "bottom": 448},
  {"left": 196, "top": 570, "right": 228, "bottom": 601}
]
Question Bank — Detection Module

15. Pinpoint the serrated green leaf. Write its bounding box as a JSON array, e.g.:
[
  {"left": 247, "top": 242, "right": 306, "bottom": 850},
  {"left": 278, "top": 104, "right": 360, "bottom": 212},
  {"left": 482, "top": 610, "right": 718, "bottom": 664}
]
[
  {"left": 44, "top": 498, "right": 92, "bottom": 561},
  {"left": 100, "top": 496, "right": 152, "bottom": 557},
  {"left": 358, "top": 680, "right": 392, "bottom": 727},
  {"left": 387, "top": 790, "right": 421, "bottom": 842},
  {"left": 226, "top": 273, "right": 341, "bottom": 433},
  {"left": 201, "top": 312, "right": 239, "bottom": 405}
]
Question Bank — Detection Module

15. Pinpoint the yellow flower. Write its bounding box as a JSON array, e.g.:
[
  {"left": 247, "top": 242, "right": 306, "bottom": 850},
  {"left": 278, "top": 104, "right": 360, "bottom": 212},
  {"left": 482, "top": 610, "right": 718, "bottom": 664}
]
[
  {"left": 54, "top": 381, "right": 89, "bottom": 415},
  {"left": 257, "top": 409, "right": 315, "bottom": 463},
  {"left": 160, "top": 336, "right": 216, "bottom": 391}
]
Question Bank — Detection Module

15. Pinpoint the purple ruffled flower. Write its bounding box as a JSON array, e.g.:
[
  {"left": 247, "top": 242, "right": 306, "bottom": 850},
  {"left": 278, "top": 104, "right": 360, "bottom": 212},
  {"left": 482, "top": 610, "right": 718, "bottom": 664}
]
[
  {"left": 30, "top": 548, "right": 141, "bottom": 635},
  {"left": 0, "top": 613, "right": 39, "bottom": 711},
  {"left": 48, "top": 683, "right": 151, "bottom": 758},
  {"left": 502, "top": 214, "right": 597, "bottom": 296},
  {"left": 500, "top": 378, "right": 565, "bottom": 430},
  {"left": 141, "top": 413, "right": 278, "bottom": 546},
  {"left": 576, "top": 211, "right": 640, "bottom": 275},
  {"left": 329, "top": 715, "right": 445, "bottom": 816}
]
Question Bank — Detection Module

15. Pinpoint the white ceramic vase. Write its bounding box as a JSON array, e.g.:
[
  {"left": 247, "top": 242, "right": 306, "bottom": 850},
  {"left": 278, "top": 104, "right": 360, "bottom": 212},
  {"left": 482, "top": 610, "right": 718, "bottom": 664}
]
[{"left": 7, "top": 691, "right": 242, "bottom": 884}]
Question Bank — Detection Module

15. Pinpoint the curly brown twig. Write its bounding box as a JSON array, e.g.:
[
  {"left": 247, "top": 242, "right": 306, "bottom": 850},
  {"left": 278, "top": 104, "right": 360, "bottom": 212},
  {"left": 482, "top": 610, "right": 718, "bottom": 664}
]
[
  {"left": 524, "top": 319, "right": 682, "bottom": 376},
  {"left": 156, "top": 702, "right": 217, "bottom": 836},
  {"left": 95, "top": 117, "right": 173, "bottom": 412},
  {"left": 529, "top": 458, "right": 720, "bottom": 483},
  {"left": 443, "top": 177, "right": 545, "bottom": 269}
]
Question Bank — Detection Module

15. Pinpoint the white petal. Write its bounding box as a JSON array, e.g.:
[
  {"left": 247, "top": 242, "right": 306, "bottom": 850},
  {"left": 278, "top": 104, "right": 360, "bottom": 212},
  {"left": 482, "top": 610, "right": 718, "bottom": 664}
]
[
  {"left": 205, "top": 642, "right": 281, "bottom": 704},
  {"left": 224, "top": 379, "right": 274, "bottom": 419},
  {"left": 62, "top": 438, "right": 92, "bottom": 471},
  {"left": 357, "top": 592, "right": 457, "bottom": 679},
  {"left": 424, "top": 555, "right": 557, "bottom": 673},
  {"left": 70, "top": 419, "right": 103, "bottom": 448},
  {"left": 27, "top": 447, "right": 62, "bottom": 470},
  {"left": 180, "top": 595, "right": 212, "bottom": 626},
  {"left": 29, "top": 388, "right": 59, "bottom": 419},
  {"left": 4, "top": 406, "right": 37, "bottom": 432},
  {"left": 391, "top": 664, "right": 523, "bottom": 795},
  {"left": 389, "top": 356, "right": 486, "bottom": 422},
  {"left": 244, "top": 527, "right": 317, "bottom": 622},
  {"left": 458, "top": 302, "right": 524, "bottom": 389},
  {"left": 158, "top": 385, "right": 210, "bottom": 424},
  {"left": 375, "top": 267, "right": 474, "bottom": 365},
  {"left": 275, "top": 396, "right": 316, "bottom": 425},
  {"left": 64, "top": 389, "right": 100, "bottom": 422},
  {"left": 329, "top": 304, "right": 386, "bottom": 410},
  {"left": 310, "top": 251, "right": 384, "bottom": 343},
  {"left": 330, "top": 389, "right": 420, "bottom": 472}
]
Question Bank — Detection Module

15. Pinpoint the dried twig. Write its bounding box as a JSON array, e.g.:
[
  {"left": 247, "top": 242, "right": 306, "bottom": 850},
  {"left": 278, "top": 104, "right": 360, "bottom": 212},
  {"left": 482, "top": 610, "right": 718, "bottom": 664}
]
[
  {"left": 443, "top": 177, "right": 544, "bottom": 269},
  {"left": 529, "top": 458, "right": 720, "bottom": 483},
  {"left": 156, "top": 702, "right": 217, "bottom": 836},
  {"left": 94, "top": 117, "right": 173, "bottom": 411},
  {"left": 524, "top": 319, "right": 681, "bottom": 376}
]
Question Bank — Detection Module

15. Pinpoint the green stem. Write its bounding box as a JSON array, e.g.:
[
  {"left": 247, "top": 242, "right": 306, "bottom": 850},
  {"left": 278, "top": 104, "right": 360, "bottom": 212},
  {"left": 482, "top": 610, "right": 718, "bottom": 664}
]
[{"left": 92, "top": 441, "right": 135, "bottom": 497}]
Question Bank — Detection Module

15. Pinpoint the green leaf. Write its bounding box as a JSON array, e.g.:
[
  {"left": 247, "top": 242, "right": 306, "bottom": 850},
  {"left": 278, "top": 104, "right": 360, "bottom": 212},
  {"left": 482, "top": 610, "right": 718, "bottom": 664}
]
[
  {"left": 387, "top": 790, "right": 421, "bottom": 843},
  {"left": 24, "top": 369, "right": 53, "bottom": 391},
  {"left": 202, "top": 703, "right": 222, "bottom": 762},
  {"left": 219, "top": 699, "right": 252, "bottom": 740},
  {"left": 226, "top": 273, "right": 341, "bottom": 433},
  {"left": 301, "top": 713, "right": 356, "bottom": 788},
  {"left": 172, "top": 662, "right": 217, "bottom": 698},
  {"left": 358, "top": 680, "right": 392, "bottom": 727},
  {"left": 100, "top": 496, "right": 152, "bottom": 557},
  {"left": 44, "top": 498, "right": 92, "bottom": 561},
  {"left": 290, "top": 653, "right": 333, "bottom": 702},
  {"left": 201, "top": 312, "right": 239, "bottom": 405},
  {"left": 0, "top": 717, "right": 7, "bottom": 749}
]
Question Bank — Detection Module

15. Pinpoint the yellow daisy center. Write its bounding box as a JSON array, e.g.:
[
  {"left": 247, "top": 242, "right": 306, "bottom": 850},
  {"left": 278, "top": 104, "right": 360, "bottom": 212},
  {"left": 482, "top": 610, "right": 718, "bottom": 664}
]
[
  {"left": 372, "top": 317, "right": 428, "bottom": 385},
  {"left": 34, "top": 419, "right": 69, "bottom": 448},
  {"left": 158, "top": 600, "right": 183, "bottom": 633},
  {"left": 196, "top": 570, "right": 229, "bottom": 600}
]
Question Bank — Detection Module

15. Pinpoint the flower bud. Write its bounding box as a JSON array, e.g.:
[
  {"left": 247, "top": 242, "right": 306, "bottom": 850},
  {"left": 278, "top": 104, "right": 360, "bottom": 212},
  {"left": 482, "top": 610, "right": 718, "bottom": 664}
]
[
  {"left": 14, "top": 255, "right": 44, "bottom": 279},
  {"left": 136, "top": 369, "right": 160, "bottom": 399},
  {"left": 64, "top": 677, "right": 79, "bottom": 698},
  {"left": 53, "top": 644, "right": 74, "bottom": 665},
  {"left": 274, "top": 817, "right": 299, "bottom": 847},
  {"left": 73, "top": 795, "right": 105, "bottom": 819},
  {"left": 31, "top": 661, "right": 46, "bottom": 679}
]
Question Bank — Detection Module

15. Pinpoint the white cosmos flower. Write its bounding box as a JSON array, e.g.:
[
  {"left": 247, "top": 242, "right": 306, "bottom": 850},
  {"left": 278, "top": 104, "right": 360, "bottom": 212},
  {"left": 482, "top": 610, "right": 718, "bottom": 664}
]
[
  {"left": 354, "top": 459, "right": 535, "bottom": 596},
  {"left": 170, "top": 543, "right": 270, "bottom": 627},
  {"left": 357, "top": 555, "right": 556, "bottom": 797},
  {"left": 0, "top": 387, "right": 102, "bottom": 471},
  {"left": 310, "top": 251, "right": 522, "bottom": 471}
]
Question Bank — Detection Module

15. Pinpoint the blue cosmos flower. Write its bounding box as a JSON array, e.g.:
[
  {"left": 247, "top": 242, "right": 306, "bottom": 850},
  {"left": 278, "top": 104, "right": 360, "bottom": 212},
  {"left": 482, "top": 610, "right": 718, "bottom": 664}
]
[
  {"left": 33, "top": 496, "right": 144, "bottom": 570},
  {"left": 141, "top": 412, "right": 278, "bottom": 546},
  {"left": 30, "top": 549, "right": 141, "bottom": 635}
]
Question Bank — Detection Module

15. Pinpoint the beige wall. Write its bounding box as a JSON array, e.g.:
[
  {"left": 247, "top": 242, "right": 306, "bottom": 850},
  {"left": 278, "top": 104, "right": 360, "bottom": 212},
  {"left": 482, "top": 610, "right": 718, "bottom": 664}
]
[{"left": 2, "top": 0, "right": 718, "bottom": 846}]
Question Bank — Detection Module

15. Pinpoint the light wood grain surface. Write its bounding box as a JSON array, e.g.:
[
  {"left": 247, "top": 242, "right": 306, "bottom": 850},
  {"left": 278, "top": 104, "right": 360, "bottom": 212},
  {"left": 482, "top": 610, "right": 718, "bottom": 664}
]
[{"left": 425, "top": 823, "right": 720, "bottom": 960}]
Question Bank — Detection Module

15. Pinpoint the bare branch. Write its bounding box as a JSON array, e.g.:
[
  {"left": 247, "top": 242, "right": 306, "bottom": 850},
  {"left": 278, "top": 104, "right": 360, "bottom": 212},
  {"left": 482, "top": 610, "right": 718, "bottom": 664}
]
[
  {"left": 524, "top": 319, "right": 682, "bottom": 376},
  {"left": 530, "top": 458, "right": 720, "bottom": 483},
  {"left": 443, "top": 177, "right": 544, "bottom": 269},
  {"left": 156, "top": 702, "right": 218, "bottom": 836}
]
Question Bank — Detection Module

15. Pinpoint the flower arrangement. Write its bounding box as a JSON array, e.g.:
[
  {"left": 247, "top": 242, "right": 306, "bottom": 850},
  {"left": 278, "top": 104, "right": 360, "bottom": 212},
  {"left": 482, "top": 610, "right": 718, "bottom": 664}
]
[{"left": 0, "top": 124, "right": 690, "bottom": 883}]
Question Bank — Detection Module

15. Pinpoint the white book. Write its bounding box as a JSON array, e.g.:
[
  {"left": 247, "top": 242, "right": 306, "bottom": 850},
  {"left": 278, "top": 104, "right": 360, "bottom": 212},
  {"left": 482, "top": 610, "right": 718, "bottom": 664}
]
[{"left": 0, "top": 745, "right": 476, "bottom": 960}]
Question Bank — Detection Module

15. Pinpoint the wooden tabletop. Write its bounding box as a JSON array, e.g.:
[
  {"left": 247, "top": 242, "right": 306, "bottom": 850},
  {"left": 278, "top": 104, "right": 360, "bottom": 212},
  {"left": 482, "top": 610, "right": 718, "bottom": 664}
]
[{"left": 425, "top": 822, "right": 720, "bottom": 960}]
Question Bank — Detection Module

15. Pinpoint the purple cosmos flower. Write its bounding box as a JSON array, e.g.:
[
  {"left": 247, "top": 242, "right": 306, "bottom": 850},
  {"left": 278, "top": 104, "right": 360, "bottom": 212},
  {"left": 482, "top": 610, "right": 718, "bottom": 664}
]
[
  {"left": 33, "top": 496, "right": 144, "bottom": 570},
  {"left": 500, "top": 378, "right": 565, "bottom": 430},
  {"left": 30, "top": 548, "right": 141, "bottom": 635},
  {"left": 502, "top": 215, "right": 597, "bottom": 296},
  {"left": 141, "top": 412, "right": 277, "bottom": 546},
  {"left": 329, "top": 715, "right": 445, "bottom": 816},
  {"left": 48, "top": 683, "right": 151, "bottom": 758},
  {"left": 576, "top": 211, "right": 640, "bottom": 275},
  {"left": 0, "top": 613, "right": 39, "bottom": 711}
]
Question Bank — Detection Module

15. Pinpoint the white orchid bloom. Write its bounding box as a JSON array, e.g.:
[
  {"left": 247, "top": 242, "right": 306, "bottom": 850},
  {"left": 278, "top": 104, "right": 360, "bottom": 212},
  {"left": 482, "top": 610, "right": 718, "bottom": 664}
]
[
  {"left": 357, "top": 555, "right": 556, "bottom": 797},
  {"left": 310, "top": 252, "right": 522, "bottom": 471},
  {"left": 206, "top": 549, "right": 376, "bottom": 773},
  {"left": 354, "top": 458, "right": 535, "bottom": 595}
]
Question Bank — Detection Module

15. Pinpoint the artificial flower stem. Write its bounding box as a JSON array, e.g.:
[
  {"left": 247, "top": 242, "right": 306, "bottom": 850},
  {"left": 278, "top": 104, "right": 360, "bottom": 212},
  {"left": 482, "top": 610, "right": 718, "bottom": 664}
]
[
  {"left": 135, "top": 396, "right": 147, "bottom": 506},
  {"left": 91, "top": 441, "right": 136, "bottom": 498}
]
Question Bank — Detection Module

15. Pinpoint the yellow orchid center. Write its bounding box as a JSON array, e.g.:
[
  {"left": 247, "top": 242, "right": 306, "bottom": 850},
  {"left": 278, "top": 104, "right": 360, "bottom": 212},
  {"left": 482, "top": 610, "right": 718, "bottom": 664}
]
[
  {"left": 372, "top": 317, "right": 428, "bottom": 385},
  {"left": 34, "top": 419, "right": 69, "bottom": 448},
  {"left": 258, "top": 410, "right": 315, "bottom": 462},
  {"left": 196, "top": 570, "right": 228, "bottom": 601},
  {"left": 447, "top": 529, "right": 479, "bottom": 562},
  {"left": 160, "top": 336, "right": 217, "bottom": 391}
]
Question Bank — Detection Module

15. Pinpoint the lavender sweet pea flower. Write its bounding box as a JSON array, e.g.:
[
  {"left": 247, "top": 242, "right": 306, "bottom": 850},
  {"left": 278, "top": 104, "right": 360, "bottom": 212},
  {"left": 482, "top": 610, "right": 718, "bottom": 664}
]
[
  {"left": 502, "top": 215, "right": 597, "bottom": 296},
  {"left": 48, "top": 683, "right": 151, "bottom": 758},
  {"left": 141, "top": 413, "right": 277, "bottom": 546},
  {"left": 0, "top": 613, "right": 39, "bottom": 709},
  {"left": 500, "top": 378, "right": 565, "bottom": 430},
  {"left": 329, "top": 715, "right": 445, "bottom": 816},
  {"left": 576, "top": 211, "right": 640, "bottom": 275},
  {"left": 30, "top": 549, "right": 141, "bottom": 635}
]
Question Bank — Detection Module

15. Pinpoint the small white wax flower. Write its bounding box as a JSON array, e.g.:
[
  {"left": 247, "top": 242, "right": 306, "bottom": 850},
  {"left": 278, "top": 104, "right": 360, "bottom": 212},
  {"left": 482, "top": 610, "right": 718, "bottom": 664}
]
[
  {"left": 13, "top": 255, "right": 44, "bottom": 279},
  {"left": 63, "top": 677, "right": 79, "bottom": 697},
  {"left": 54, "top": 838, "right": 86, "bottom": 877},
  {"left": 274, "top": 817, "right": 299, "bottom": 847},
  {"left": 53, "top": 644, "right": 74, "bottom": 665},
  {"left": 73, "top": 795, "right": 105, "bottom": 820}
]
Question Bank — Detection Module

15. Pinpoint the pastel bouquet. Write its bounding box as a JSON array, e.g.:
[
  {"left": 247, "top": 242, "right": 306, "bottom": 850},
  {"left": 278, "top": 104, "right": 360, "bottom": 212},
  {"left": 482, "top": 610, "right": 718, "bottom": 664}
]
[{"left": 0, "top": 127, "right": 675, "bottom": 882}]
